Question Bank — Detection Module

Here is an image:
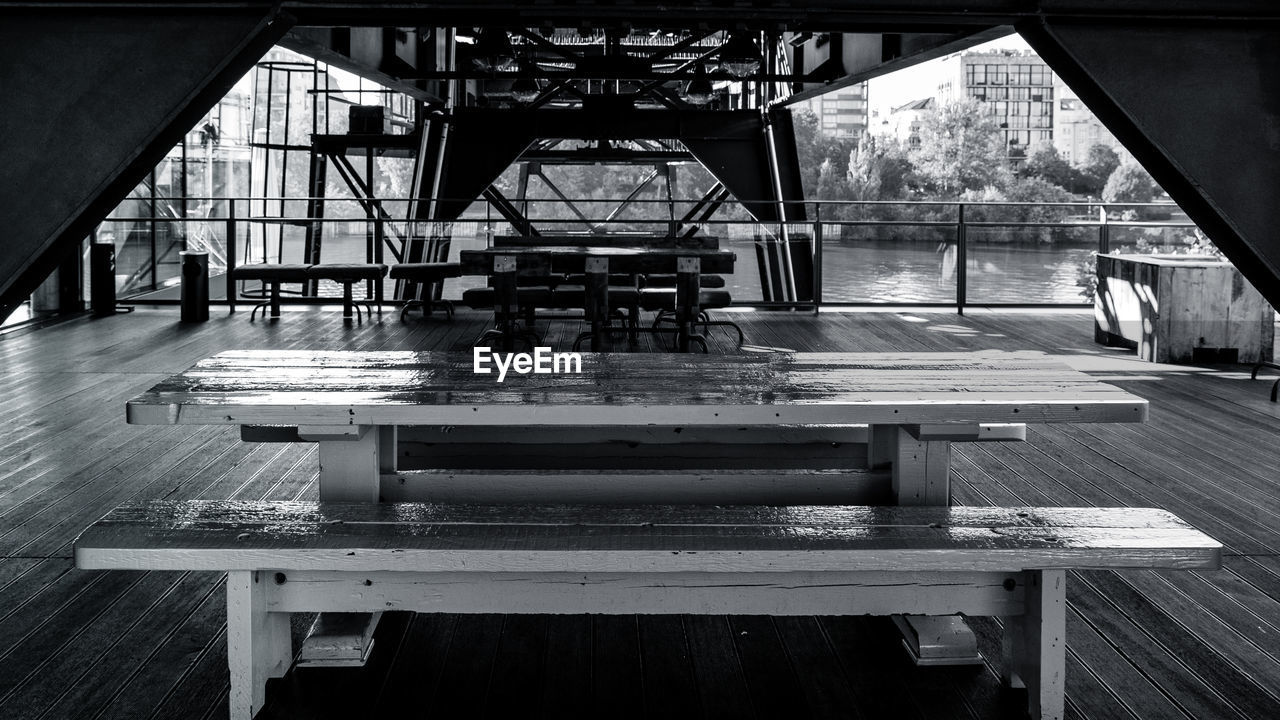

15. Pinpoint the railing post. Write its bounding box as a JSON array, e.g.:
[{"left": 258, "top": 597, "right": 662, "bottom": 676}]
[
  {"left": 956, "top": 202, "right": 967, "bottom": 315},
  {"left": 812, "top": 203, "right": 823, "bottom": 314},
  {"left": 374, "top": 216, "right": 385, "bottom": 303},
  {"left": 1098, "top": 205, "right": 1110, "bottom": 254},
  {"left": 227, "top": 199, "right": 237, "bottom": 313}
]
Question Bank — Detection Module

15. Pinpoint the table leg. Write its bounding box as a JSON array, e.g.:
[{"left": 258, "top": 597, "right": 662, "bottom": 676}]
[
  {"left": 296, "top": 425, "right": 387, "bottom": 667},
  {"left": 585, "top": 257, "right": 610, "bottom": 352},
  {"left": 875, "top": 424, "right": 982, "bottom": 665},
  {"left": 309, "top": 426, "right": 381, "bottom": 502},
  {"left": 493, "top": 256, "right": 518, "bottom": 352},
  {"left": 675, "top": 256, "right": 701, "bottom": 352}
]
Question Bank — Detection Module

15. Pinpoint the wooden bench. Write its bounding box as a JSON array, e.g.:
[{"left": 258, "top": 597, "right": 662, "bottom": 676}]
[
  {"left": 75, "top": 501, "right": 1220, "bottom": 720},
  {"left": 305, "top": 264, "right": 388, "bottom": 322},
  {"left": 228, "top": 264, "right": 311, "bottom": 320}
]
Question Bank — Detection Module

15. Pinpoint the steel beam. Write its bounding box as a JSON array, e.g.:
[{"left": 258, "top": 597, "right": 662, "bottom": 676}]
[
  {"left": 1021, "top": 19, "right": 1280, "bottom": 309},
  {"left": 0, "top": 8, "right": 292, "bottom": 321}
]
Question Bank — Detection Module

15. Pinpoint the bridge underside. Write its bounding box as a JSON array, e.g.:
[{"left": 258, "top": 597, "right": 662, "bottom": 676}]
[{"left": 1, "top": 1, "right": 1278, "bottom": 318}]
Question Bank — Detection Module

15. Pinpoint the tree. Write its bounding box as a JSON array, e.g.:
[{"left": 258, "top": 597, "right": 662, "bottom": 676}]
[
  {"left": 1102, "top": 160, "right": 1157, "bottom": 204},
  {"left": 1079, "top": 144, "right": 1121, "bottom": 197},
  {"left": 909, "top": 98, "right": 1010, "bottom": 198},
  {"left": 961, "top": 175, "right": 1073, "bottom": 241},
  {"left": 1021, "top": 145, "right": 1083, "bottom": 193},
  {"left": 790, "top": 108, "right": 861, "bottom": 200},
  {"left": 815, "top": 159, "right": 847, "bottom": 201},
  {"left": 845, "top": 134, "right": 913, "bottom": 202}
]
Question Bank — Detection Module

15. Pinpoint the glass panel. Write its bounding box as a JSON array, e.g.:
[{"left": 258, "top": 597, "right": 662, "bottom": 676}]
[
  {"left": 965, "top": 223, "right": 1099, "bottom": 304},
  {"left": 818, "top": 204, "right": 958, "bottom": 303}
]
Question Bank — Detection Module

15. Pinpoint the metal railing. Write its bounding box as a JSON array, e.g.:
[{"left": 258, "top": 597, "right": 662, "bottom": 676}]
[{"left": 93, "top": 197, "right": 1201, "bottom": 313}]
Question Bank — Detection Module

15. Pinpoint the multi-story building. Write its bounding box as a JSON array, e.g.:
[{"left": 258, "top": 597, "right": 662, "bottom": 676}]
[
  {"left": 1052, "top": 77, "right": 1125, "bottom": 164},
  {"left": 801, "top": 82, "right": 870, "bottom": 138},
  {"left": 935, "top": 49, "right": 1055, "bottom": 158},
  {"left": 883, "top": 97, "right": 934, "bottom": 149}
]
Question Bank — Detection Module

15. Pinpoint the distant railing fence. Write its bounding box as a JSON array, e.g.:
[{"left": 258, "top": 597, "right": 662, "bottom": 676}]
[{"left": 92, "top": 198, "right": 1200, "bottom": 312}]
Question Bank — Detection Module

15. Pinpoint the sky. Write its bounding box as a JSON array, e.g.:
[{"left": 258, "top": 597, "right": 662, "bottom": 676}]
[{"left": 865, "top": 34, "right": 1034, "bottom": 119}]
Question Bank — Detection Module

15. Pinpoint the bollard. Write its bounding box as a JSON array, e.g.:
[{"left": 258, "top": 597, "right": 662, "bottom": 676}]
[{"left": 180, "top": 251, "right": 209, "bottom": 322}]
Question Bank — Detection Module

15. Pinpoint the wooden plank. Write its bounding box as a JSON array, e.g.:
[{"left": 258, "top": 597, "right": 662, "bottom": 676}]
[
  {"left": 87, "top": 575, "right": 230, "bottom": 720},
  {"left": 684, "top": 615, "right": 757, "bottom": 720},
  {"left": 265, "top": 569, "right": 1027, "bottom": 617},
  {"left": 124, "top": 350, "right": 1149, "bottom": 428},
  {"left": 426, "top": 614, "right": 503, "bottom": 718},
  {"left": 538, "top": 615, "right": 593, "bottom": 718},
  {"left": 483, "top": 614, "right": 547, "bottom": 718},
  {"left": 729, "top": 615, "right": 809, "bottom": 719},
  {"left": 638, "top": 615, "right": 700, "bottom": 718},
  {"left": 494, "top": 234, "right": 720, "bottom": 249},
  {"left": 295, "top": 611, "right": 381, "bottom": 667},
  {"left": 592, "top": 616, "right": 644, "bottom": 720},
  {"left": 378, "top": 468, "right": 891, "bottom": 505},
  {"left": 74, "top": 501, "right": 1222, "bottom": 575},
  {"left": 459, "top": 246, "right": 736, "bottom": 275},
  {"left": 370, "top": 613, "right": 454, "bottom": 716},
  {"left": 394, "top": 423, "right": 875, "bottom": 446},
  {"left": 393, "top": 442, "right": 874, "bottom": 472}
]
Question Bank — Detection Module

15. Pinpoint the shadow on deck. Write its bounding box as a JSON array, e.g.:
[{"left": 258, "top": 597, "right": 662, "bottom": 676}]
[{"left": 1, "top": 306, "right": 1278, "bottom": 720}]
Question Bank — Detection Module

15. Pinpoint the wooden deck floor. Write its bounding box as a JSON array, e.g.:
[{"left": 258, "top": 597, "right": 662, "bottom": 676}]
[{"left": 1, "top": 306, "right": 1279, "bottom": 720}]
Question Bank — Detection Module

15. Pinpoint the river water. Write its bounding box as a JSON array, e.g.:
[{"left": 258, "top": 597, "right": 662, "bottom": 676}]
[{"left": 720, "top": 238, "right": 1097, "bottom": 305}]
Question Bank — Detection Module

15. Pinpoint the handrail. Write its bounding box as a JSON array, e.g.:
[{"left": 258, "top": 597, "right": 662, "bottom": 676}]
[{"left": 97, "top": 196, "right": 1204, "bottom": 312}]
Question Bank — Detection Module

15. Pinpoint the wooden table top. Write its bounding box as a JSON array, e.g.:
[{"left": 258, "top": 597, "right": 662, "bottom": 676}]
[
  {"left": 126, "top": 350, "right": 1148, "bottom": 428},
  {"left": 459, "top": 245, "right": 736, "bottom": 274}
]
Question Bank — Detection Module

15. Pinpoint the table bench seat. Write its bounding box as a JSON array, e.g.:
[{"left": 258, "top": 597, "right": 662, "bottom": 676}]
[{"left": 75, "top": 500, "right": 1220, "bottom": 720}]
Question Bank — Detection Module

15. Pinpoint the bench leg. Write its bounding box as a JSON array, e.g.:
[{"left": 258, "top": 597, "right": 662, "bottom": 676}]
[
  {"left": 342, "top": 282, "right": 355, "bottom": 322},
  {"left": 1004, "top": 570, "right": 1066, "bottom": 720},
  {"left": 227, "top": 571, "right": 291, "bottom": 720},
  {"left": 883, "top": 425, "right": 980, "bottom": 664}
]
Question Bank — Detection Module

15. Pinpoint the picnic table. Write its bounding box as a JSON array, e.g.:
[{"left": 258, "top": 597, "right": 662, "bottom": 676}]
[
  {"left": 124, "top": 349, "right": 1148, "bottom": 664},
  {"left": 458, "top": 244, "right": 736, "bottom": 351}
]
